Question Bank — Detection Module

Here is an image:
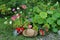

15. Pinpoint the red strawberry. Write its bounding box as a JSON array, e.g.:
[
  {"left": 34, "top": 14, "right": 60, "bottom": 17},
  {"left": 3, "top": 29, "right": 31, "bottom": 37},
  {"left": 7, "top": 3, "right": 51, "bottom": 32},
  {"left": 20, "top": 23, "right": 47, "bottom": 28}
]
[
  {"left": 16, "top": 27, "right": 24, "bottom": 34},
  {"left": 20, "top": 27, "right": 24, "bottom": 32},
  {"left": 16, "top": 28, "right": 21, "bottom": 33},
  {"left": 39, "top": 29, "right": 45, "bottom": 36}
]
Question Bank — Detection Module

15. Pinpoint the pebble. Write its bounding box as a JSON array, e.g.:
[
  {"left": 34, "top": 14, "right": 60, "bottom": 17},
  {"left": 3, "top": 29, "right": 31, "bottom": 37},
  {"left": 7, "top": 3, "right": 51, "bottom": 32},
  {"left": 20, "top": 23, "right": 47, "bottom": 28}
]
[{"left": 58, "top": 30, "right": 60, "bottom": 35}]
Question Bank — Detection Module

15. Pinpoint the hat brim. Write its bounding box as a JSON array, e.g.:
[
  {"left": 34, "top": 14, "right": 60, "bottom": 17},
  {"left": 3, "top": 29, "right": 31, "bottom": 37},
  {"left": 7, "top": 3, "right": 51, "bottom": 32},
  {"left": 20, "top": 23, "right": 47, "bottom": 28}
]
[{"left": 23, "top": 29, "right": 38, "bottom": 37}]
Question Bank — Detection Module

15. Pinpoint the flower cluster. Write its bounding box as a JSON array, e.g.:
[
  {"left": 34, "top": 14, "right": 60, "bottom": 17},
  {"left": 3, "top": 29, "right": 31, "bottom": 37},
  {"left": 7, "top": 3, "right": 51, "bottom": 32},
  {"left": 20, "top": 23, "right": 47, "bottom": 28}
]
[{"left": 11, "top": 14, "right": 20, "bottom": 21}]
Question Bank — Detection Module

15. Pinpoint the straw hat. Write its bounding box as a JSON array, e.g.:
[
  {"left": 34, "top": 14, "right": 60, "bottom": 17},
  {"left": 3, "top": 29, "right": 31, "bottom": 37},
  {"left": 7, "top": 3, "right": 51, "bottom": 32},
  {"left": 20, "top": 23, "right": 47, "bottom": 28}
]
[{"left": 23, "top": 29, "right": 38, "bottom": 37}]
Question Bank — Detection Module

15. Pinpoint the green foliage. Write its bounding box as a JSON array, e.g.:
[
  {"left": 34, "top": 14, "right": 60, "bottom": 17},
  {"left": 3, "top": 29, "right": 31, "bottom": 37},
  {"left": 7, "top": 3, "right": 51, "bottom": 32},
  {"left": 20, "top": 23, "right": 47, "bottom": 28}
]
[
  {"left": 33, "top": 23, "right": 38, "bottom": 31},
  {"left": 23, "top": 19, "right": 30, "bottom": 28},
  {"left": 47, "top": 10, "right": 54, "bottom": 14},
  {"left": 13, "top": 17, "right": 24, "bottom": 28},
  {"left": 9, "top": 1, "right": 60, "bottom": 33},
  {"left": 52, "top": 28, "right": 58, "bottom": 33},
  {"left": 0, "top": 4, "right": 7, "bottom": 14},
  {"left": 39, "top": 12, "right": 47, "bottom": 19},
  {"left": 43, "top": 24, "right": 50, "bottom": 29},
  {"left": 32, "top": 15, "right": 44, "bottom": 24},
  {"left": 0, "top": 0, "right": 60, "bottom": 33},
  {"left": 57, "top": 20, "right": 60, "bottom": 25},
  {"left": 47, "top": 17, "right": 54, "bottom": 24},
  {"left": 33, "top": 6, "right": 41, "bottom": 13}
]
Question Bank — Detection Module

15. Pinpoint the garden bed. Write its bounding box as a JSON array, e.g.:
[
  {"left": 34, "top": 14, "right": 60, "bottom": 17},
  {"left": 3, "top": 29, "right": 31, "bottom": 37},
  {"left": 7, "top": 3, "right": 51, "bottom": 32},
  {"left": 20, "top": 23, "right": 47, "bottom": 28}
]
[{"left": 0, "top": 0, "right": 60, "bottom": 40}]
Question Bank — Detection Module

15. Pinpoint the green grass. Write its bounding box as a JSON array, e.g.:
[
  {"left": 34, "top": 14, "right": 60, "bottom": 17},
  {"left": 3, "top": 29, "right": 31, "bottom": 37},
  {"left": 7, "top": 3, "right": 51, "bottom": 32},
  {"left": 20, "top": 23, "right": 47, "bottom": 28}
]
[{"left": 0, "top": 18, "right": 37, "bottom": 40}]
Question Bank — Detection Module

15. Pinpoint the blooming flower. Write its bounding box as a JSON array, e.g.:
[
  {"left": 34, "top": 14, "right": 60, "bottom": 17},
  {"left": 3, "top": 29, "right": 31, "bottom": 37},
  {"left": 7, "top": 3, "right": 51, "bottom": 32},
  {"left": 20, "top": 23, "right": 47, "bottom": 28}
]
[
  {"left": 17, "top": 7, "right": 20, "bottom": 10},
  {"left": 11, "top": 14, "right": 21, "bottom": 21},
  {"left": 28, "top": 25, "right": 32, "bottom": 29},
  {"left": 11, "top": 15, "right": 17, "bottom": 21},
  {"left": 9, "top": 21, "right": 12, "bottom": 24},
  {"left": 21, "top": 5, "right": 27, "bottom": 9},
  {"left": 16, "top": 14, "right": 20, "bottom": 19},
  {"left": 12, "top": 8, "right": 16, "bottom": 12}
]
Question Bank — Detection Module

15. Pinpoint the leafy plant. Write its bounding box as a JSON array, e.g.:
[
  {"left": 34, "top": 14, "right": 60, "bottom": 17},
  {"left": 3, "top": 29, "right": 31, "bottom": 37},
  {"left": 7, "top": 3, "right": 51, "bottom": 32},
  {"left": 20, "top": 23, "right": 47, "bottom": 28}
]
[
  {"left": 39, "top": 12, "right": 47, "bottom": 19},
  {"left": 1, "top": 0, "right": 60, "bottom": 34},
  {"left": 13, "top": 18, "right": 24, "bottom": 28},
  {"left": 52, "top": 28, "right": 58, "bottom": 33},
  {"left": 43, "top": 24, "right": 50, "bottom": 29},
  {"left": 33, "top": 23, "right": 38, "bottom": 31},
  {"left": 57, "top": 20, "right": 60, "bottom": 25},
  {"left": 46, "top": 17, "right": 54, "bottom": 24}
]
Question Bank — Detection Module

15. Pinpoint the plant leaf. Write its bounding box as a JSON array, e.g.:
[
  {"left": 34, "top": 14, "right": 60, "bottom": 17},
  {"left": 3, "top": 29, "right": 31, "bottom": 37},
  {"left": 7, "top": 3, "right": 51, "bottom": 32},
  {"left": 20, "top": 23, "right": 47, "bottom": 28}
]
[
  {"left": 57, "top": 20, "right": 60, "bottom": 25},
  {"left": 39, "top": 12, "right": 47, "bottom": 18},
  {"left": 43, "top": 24, "right": 50, "bottom": 29},
  {"left": 47, "top": 17, "right": 54, "bottom": 24},
  {"left": 52, "top": 28, "right": 58, "bottom": 33}
]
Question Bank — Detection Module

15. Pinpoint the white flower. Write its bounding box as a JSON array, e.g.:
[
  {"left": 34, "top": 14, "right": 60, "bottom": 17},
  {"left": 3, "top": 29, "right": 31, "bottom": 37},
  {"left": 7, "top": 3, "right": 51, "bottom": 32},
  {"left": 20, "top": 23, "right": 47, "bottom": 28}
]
[
  {"left": 17, "top": 7, "right": 20, "bottom": 10},
  {"left": 9, "top": 21, "right": 12, "bottom": 24},
  {"left": 4, "top": 21, "right": 8, "bottom": 24},
  {"left": 16, "top": 14, "right": 20, "bottom": 19}
]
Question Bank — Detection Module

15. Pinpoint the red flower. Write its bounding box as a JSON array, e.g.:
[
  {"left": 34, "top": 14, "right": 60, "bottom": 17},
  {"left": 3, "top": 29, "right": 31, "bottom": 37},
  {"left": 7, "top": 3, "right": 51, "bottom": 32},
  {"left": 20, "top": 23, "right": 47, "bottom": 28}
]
[
  {"left": 21, "top": 5, "right": 27, "bottom": 9},
  {"left": 40, "top": 29, "right": 45, "bottom": 36}
]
